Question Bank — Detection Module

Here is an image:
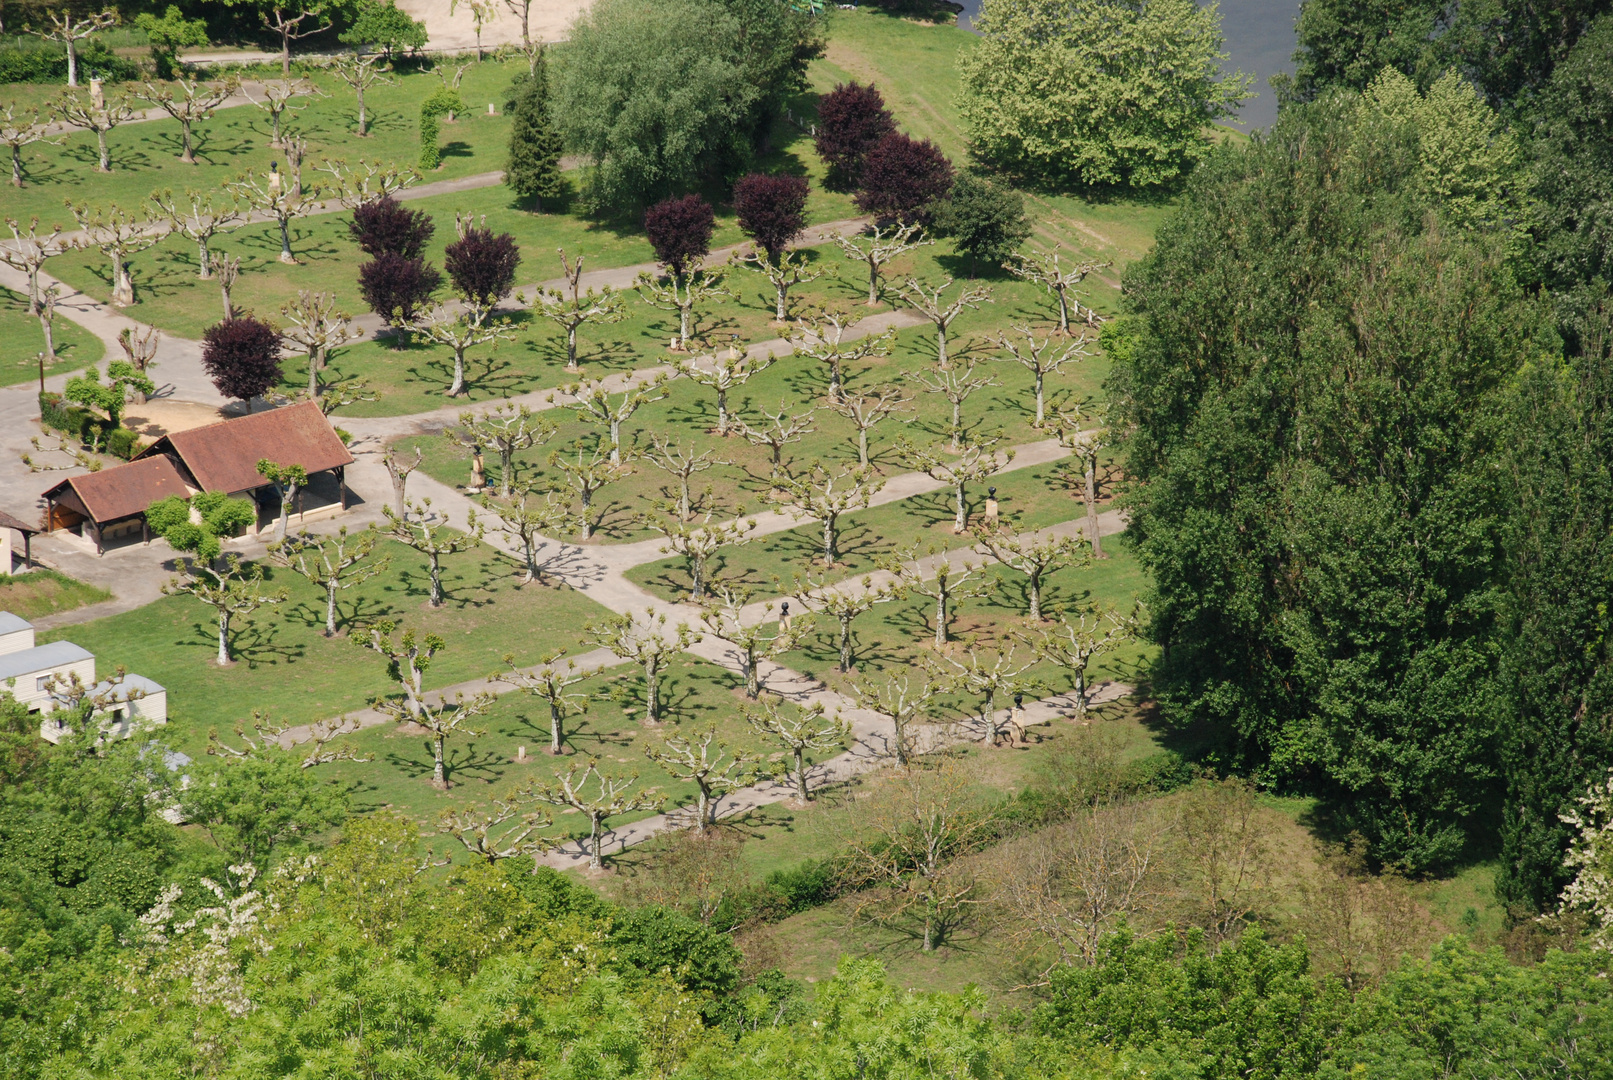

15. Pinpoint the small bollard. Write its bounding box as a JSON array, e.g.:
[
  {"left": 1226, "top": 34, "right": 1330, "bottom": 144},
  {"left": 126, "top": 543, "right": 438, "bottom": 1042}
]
[
  {"left": 488, "top": 102, "right": 496, "bottom": 115},
  {"left": 517, "top": 745, "right": 527, "bottom": 761}
]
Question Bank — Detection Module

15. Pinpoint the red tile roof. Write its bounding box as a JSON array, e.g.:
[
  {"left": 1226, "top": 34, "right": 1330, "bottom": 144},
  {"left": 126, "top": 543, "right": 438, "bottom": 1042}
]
[
  {"left": 136, "top": 401, "right": 354, "bottom": 494},
  {"left": 42, "top": 455, "right": 192, "bottom": 524}
]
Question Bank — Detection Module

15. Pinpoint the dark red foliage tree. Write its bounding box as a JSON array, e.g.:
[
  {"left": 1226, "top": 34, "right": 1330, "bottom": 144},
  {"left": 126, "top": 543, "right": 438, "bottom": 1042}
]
[
  {"left": 359, "top": 253, "right": 443, "bottom": 347},
  {"left": 733, "top": 173, "right": 810, "bottom": 259},
  {"left": 201, "top": 315, "right": 283, "bottom": 410},
  {"left": 814, "top": 82, "right": 896, "bottom": 191},
  {"left": 644, "top": 194, "right": 716, "bottom": 278},
  {"left": 349, "top": 196, "right": 436, "bottom": 259},
  {"left": 856, "top": 132, "right": 955, "bottom": 224},
  {"left": 444, "top": 227, "right": 521, "bottom": 308}
]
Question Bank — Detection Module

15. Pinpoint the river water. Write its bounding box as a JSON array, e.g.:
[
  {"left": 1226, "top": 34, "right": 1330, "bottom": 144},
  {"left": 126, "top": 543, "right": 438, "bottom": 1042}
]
[{"left": 949, "top": 0, "right": 1299, "bottom": 131}]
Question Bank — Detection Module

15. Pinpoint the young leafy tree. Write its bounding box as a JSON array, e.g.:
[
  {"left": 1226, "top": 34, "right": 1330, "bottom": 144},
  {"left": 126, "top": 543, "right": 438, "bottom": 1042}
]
[
  {"left": 553, "top": 372, "right": 671, "bottom": 463},
  {"left": 814, "top": 81, "right": 896, "bottom": 190},
  {"left": 0, "top": 102, "right": 58, "bottom": 188},
  {"left": 356, "top": 617, "right": 439, "bottom": 718},
  {"left": 778, "top": 462, "right": 885, "bottom": 566},
  {"left": 63, "top": 361, "right": 154, "bottom": 430},
  {"left": 529, "top": 759, "right": 662, "bottom": 871},
  {"left": 350, "top": 195, "right": 435, "bottom": 258},
  {"left": 68, "top": 202, "right": 161, "bottom": 307},
  {"left": 141, "top": 78, "right": 237, "bottom": 164},
  {"left": 744, "top": 698, "right": 847, "bottom": 801},
  {"left": 586, "top": 611, "right": 699, "bottom": 724},
  {"left": 278, "top": 290, "right": 354, "bottom": 397},
  {"left": 201, "top": 315, "right": 282, "bottom": 410},
  {"left": 791, "top": 570, "right": 907, "bottom": 673},
  {"left": 383, "top": 496, "right": 483, "bottom": 608},
  {"left": 896, "top": 277, "right": 993, "bottom": 370},
  {"left": 972, "top": 525, "right": 1090, "bottom": 621},
  {"left": 498, "top": 649, "right": 600, "bottom": 755},
  {"left": 897, "top": 431, "right": 1013, "bottom": 533},
  {"left": 339, "top": 0, "right": 428, "bottom": 60},
  {"left": 930, "top": 173, "right": 1032, "bottom": 276},
  {"left": 534, "top": 250, "right": 628, "bottom": 371},
  {"left": 547, "top": 440, "right": 628, "bottom": 540},
  {"left": 1007, "top": 247, "right": 1111, "bottom": 335},
  {"left": 330, "top": 52, "right": 395, "bottom": 138},
  {"left": 1016, "top": 605, "right": 1136, "bottom": 724},
  {"left": 699, "top": 586, "right": 810, "bottom": 699},
  {"left": 880, "top": 542, "right": 994, "bottom": 649},
  {"left": 269, "top": 525, "right": 390, "bottom": 636},
  {"left": 445, "top": 225, "right": 521, "bottom": 310},
  {"left": 959, "top": 0, "right": 1249, "bottom": 188},
  {"left": 162, "top": 555, "right": 289, "bottom": 666},
  {"left": 149, "top": 188, "right": 245, "bottom": 280},
  {"left": 359, "top": 253, "right": 443, "bottom": 345},
  {"left": 147, "top": 491, "right": 258, "bottom": 564},
  {"left": 856, "top": 132, "right": 954, "bottom": 224},
  {"left": 136, "top": 5, "right": 210, "bottom": 79},
  {"left": 504, "top": 58, "right": 566, "bottom": 209},
  {"left": 24, "top": 7, "right": 117, "bottom": 86},
  {"left": 254, "top": 460, "right": 309, "bottom": 542},
  {"left": 646, "top": 724, "right": 756, "bottom": 832},
  {"left": 833, "top": 221, "right": 934, "bottom": 306},
  {"left": 54, "top": 84, "right": 138, "bottom": 173}
]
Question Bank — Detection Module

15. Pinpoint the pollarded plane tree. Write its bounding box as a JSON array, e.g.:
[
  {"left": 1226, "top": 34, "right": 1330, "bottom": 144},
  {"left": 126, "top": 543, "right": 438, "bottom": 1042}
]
[
  {"left": 383, "top": 445, "right": 422, "bottom": 519},
  {"left": 296, "top": 376, "right": 377, "bottom": 416},
  {"left": 735, "top": 399, "right": 816, "bottom": 490},
  {"left": 148, "top": 188, "right": 245, "bottom": 280},
  {"left": 162, "top": 555, "right": 289, "bottom": 667},
  {"left": 54, "top": 84, "right": 138, "bottom": 173},
  {"left": 319, "top": 157, "right": 422, "bottom": 209},
  {"left": 35, "top": 285, "right": 61, "bottom": 369},
  {"left": 141, "top": 78, "right": 238, "bottom": 164},
  {"left": 1051, "top": 403, "right": 1119, "bottom": 558},
  {"left": 546, "top": 440, "right": 628, "bottom": 540},
  {"left": 744, "top": 698, "right": 848, "bottom": 802},
  {"left": 896, "top": 277, "right": 993, "bottom": 371},
  {"left": 207, "top": 711, "right": 371, "bottom": 769},
  {"left": 363, "top": 625, "right": 496, "bottom": 790},
  {"left": 357, "top": 618, "right": 437, "bottom": 719},
  {"left": 452, "top": 402, "right": 555, "bottom": 499},
  {"left": 0, "top": 217, "right": 72, "bottom": 315},
  {"left": 638, "top": 433, "right": 728, "bottom": 522},
  {"left": 529, "top": 759, "right": 662, "bottom": 871},
  {"left": 330, "top": 52, "right": 396, "bottom": 138},
  {"left": 254, "top": 460, "right": 308, "bottom": 542},
  {"left": 487, "top": 655, "right": 593, "bottom": 784},
  {"left": 640, "top": 193, "right": 720, "bottom": 350},
  {"left": 827, "top": 383, "right": 913, "bottom": 468},
  {"left": 1015, "top": 604, "right": 1138, "bottom": 724},
  {"left": 440, "top": 796, "right": 552, "bottom": 864},
  {"left": 209, "top": 251, "right": 241, "bottom": 320},
  {"left": 534, "top": 249, "right": 627, "bottom": 372},
  {"left": 879, "top": 542, "right": 994, "bottom": 649},
  {"left": 674, "top": 345, "right": 775, "bottom": 437},
  {"left": 256, "top": 2, "right": 334, "bottom": 79},
  {"left": 478, "top": 483, "right": 575, "bottom": 585},
  {"left": 971, "top": 525, "right": 1090, "bottom": 621},
  {"left": 833, "top": 221, "right": 933, "bottom": 306},
  {"left": 225, "top": 167, "right": 316, "bottom": 264},
  {"left": 925, "top": 645, "right": 1038, "bottom": 746},
  {"left": 269, "top": 525, "right": 390, "bottom": 636},
  {"left": 734, "top": 247, "right": 824, "bottom": 324},
  {"left": 585, "top": 611, "right": 699, "bottom": 725},
  {"left": 407, "top": 304, "right": 518, "bottom": 398},
  {"left": 553, "top": 373, "right": 671, "bottom": 464},
  {"left": 278, "top": 290, "right": 354, "bottom": 397},
  {"left": 24, "top": 7, "right": 117, "bottom": 87},
  {"left": 646, "top": 724, "right": 757, "bottom": 833},
  {"left": 643, "top": 509, "right": 758, "bottom": 602},
  {"left": 777, "top": 461, "right": 885, "bottom": 567},
  {"left": 996, "top": 324, "right": 1092, "bottom": 428},
  {"left": 908, "top": 352, "right": 998, "bottom": 453},
  {"left": 0, "top": 102, "right": 59, "bottom": 188},
  {"left": 498, "top": 648, "right": 600, "bottom": 755},
  {"left": 895, "top": 430, "right": 1014, "bottom": 534},
  {"left": 846, "top": 668, "right": 943, "bottom": 766},
  {"left": 790, "top": 570, "right": 907, "bottom": 673},
  {"left": 117, "top": 325, "right": 159, "bottom": 402},
  {"left": 787, "top": 306, "right": 896, "bottom": 404},
  {"left": 1007, "top": 247, "right": 1112, "bottom": 335},
  {"left": 67, "top": 202, "right": 161, "bottom": 308},
  {"left": 382, "top": 496, "right": 484, "bottom": 607},
  {"left": 699, "top": 585, "right": 811, "bottom": 699}
]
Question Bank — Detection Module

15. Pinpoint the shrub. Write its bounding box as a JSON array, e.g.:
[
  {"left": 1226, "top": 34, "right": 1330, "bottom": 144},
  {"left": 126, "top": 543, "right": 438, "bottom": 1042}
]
[
  {"left": 201, "top": 315, "right": 283, "bottom": 407},
  {"left": 856, "top": 132, "right": 954, "bottom": 224},
  {"left": 105, "top": 427, "right": 140, "bottom": 461},
  {"left": 38, "top": 392, "right": 88, "bottom": 439},
  {"left": 444, "top": 226, "right": 520, "bottom": 308},
  {"left": 814, "top": 81, "right": 896, "bottom": 190},
  {"left": 358, "top": 253, "right": 442, "bottom": 336},
  {"left": 0, "top": 39, "right": 138, "bottom": 84},
  {"left": 419, "top": 88, "right": 464, "bottom": 171},
  {"left": 733, "top": 173, "right": 809, "bottom": 258},
  {"left": 349, "top": 196, "right": 435, "bottom": 259},
  {"left": 607, "top": 905, "right": 743, "bottom": 995},
  {"left": 643, "top": 194, "right": 716, "bottom": 277},
  {"left": 504, "top": 60, "right": 565, "bottom": 210},
  {"left": 765, "top": 860, "right": 839, "bottom": 913},
  {"left": 340, "top": 0, "right": 428, "bottom": 56},
  {"left": 930, "top": 172, "right": 1032, "bottom": 275}
]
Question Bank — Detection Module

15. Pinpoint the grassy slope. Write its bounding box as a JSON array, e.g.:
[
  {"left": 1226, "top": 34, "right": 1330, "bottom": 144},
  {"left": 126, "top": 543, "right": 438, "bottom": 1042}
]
[{"left": 0, "top": 568, "right": 111, "bottom": 620}]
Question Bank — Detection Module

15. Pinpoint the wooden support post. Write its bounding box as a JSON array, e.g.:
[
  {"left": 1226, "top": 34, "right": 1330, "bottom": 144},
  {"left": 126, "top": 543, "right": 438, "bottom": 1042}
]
[
  {"left": 23, "top": 532, "right": 32, "bottom": 569},
  {"left": 337, "top": 465, "right": 347, "bottom": 510}
]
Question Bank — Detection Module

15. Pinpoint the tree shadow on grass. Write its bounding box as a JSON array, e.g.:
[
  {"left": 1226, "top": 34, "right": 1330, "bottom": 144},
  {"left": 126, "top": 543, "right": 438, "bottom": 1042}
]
[
  {"left": 237, "top": 226, "right": 340, "bottom": 265},
  {"left": 62, "top": 142, "right": 152, "bottom": 173},
  {"left": 383, "top": 739, "right": 508, "bottom": 787}
]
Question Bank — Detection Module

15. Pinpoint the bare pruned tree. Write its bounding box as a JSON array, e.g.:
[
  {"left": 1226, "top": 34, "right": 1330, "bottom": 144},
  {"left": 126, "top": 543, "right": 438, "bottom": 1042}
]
[
  {"left": 552, "top": 373, "right": 670, "bottom": 464},
  {"left": 1051, "top": 403, "right": 1120, "bottom": 558},
  {"left": 777, "top": 461, "right": 884, "bottom": 566},
  {"left": 845, "top": 669, "right": 942, "bottom": 767},
  {"left": 789, "top": 570, "right": 907, "bottom": 674},
  {"left": 896, "top": 277, "right": 992, "bottom": 370},
  {"left": 972, "top": 525, "right": 1089, "bottom": 621},
  {"left": 24, "top": 7, "right": 117, "bottom": 86},
  {"left": 639, "top": 264, "right": 730, "bottom": 352},
  {"left": 643, "top": 509, "right": 758, "bottom": 602},
  {"left": 994, "top": 324, "right": 1092, "bottom": 428},
  {"left": 440, "top": 796, "right": 553, "bottom": 863},
  {"left": 1007, "top": 247, "right": 1111, "bottom": 335},
  {"left": 498, "top": 648, "right": 599, "bottom": 755},
  {"left": 54, "top": 83, "right": 138, "bottom": 172},
  {"left": 908, "top": 353, "right": 997, "bottom": 453},
  {"left": 162, "top": 555, "right": 289, "bottom": 667},
  {"left": 638, "top": 434, "right": 728, "bottom": 521},
  {"left": 646, "top": 723, "right": 757, "bottom": 833},
  {"left": 269, "top": 525, "right": 390, "bottom": 636},
  {"left": 534, "top": 249, "right": 627, "bottom": 372},
  {"left": 406, "top": 303, "right": 517, "bottom": 398},
  {"left": 451, "top": 403, "right": 555, "bottom": 498},
  {"left": 208, "top": 250, "right": 241, "bottom": 320},
  {"left": 225, "top": 166, "right": 316, "bottom": 264},
  {"left": 68, "top": 201, "right": 161, "bottom": 307},
  {"left": 142, "top": 77, "right": 238, "bottom": 163},
  {"left": 546, "top": 439, "right": 629, "bottom": 540},
  {"left": 586, "top": 611, "right": 699, "bottom": 724},
  {"left": 382, "top": 496, "right": 483, "bottom": 607},
  {"left": 698, "top": 586, "right": 810, "bottom": 699},
  {"left": 330, "top": 54, "right": 396, "bottom": 138},
  {"left": 743, "top": 697, "right": 847, "bottom": 801},
  {"left": 925, "top": 645, "right": 1038, "bottom": 746},
  {"left": 206, "top": 710, "right": 371, "bottom": 769},
  {"left": 895, "top": 431, "right": 1013, "bottom": 534},
  {"left": 832, "top": 221, "right": 933, "bottom": 305},
  {"left": 279, "top": 290, "right": 354, "bottom": 397},
  {"left": 826, "top": 383, "right": 912, "bottom": 467},
  {"left": 674, "top": 344, "right": 774, "bottom": 436},
  {"left": 529, "top": 759, "right": 662, "bottom": 871},
  {"left": 0, "top": 217, "right": 72, "bottom": 314},
  {"left": 0, "top": 102, "right": 60, "bottom": 188},
  {"left": 734, "top": 399, "right": 816, "bottom": 489},
  {"left": 1015, "top": 604, "right": 1137, "bottom": 723},
  {"left": 363, "top": 622, "right": 496, "bottom": 789},
  {"left": 382, "top": 445, "right": 422, "bottom": 519},
  {"left": 318, "top": 157, "right": 421, "bottom": 208},
  {"left": 733, "top": 246, "right": 824, "bottom": 322},
  {"left": 479, "top": 484, "right": 574, "bottom": 584},
  {"left": 879, "top": 542, "right": 994, "bottom": 649},
  {"left": 149, "top": 188, "right": 245, "bottom": 280},
  {"left": 787, "top": 305, "right": 895, "bottom": 403}
]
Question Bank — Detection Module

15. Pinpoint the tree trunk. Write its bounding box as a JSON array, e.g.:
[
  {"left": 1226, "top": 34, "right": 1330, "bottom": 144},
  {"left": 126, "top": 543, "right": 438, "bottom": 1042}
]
[
  {"left": 866, "top": 262, "right": 879, "bottom": 304},
  {"left": 1074, "top": 665, "right": 1087, "bottom": 723},
  {"left": 689, "top": 554, "right": 704, "bottom": 600},
  {"left": 111, "top": 256, "right": 133, "bottom": 307},
  {"left": 220, "top": 279, "right": 233, "bottom": 322},
  {"left": 325, "top": 579, "right": 339, "bottom": 636},
  {"left": 795, "top": 746, "right": 810, "bottom": 801},
  {"left": 936, "top": 322, "right": 949, "bottom": 369},
  {"left": 38, "top": 310, "right": 55, "bottom": 361},
  {"left": 565, "top": 323, "right": 579, "bottom": 371},
  {"left": 716, "top": 387, "right": 728, "bottom": 435},
  {"left": 67, "top": 40, "right": 79, "bottom": 87},
  {"left": 179, "top": 121, "right": 195, "bottom": 164},
  {"left": 695, "top": 781, "right": 711, "bottom": 832},
  {"left": 217, "top": 609, "right": 232, "bottom": 665},
  {"left": 275, "top": 485, "right": 292, "bottom": 541},
  {"left": 198, "top": 237, "right": 213, "bottom": 279},
  {"left": 357, "top": 85, "right": 368, "bottom": 136},
  {"left": 743, "top": 648, "right": 759, "bottom": 698},
  {"left": 644, "top": 656, "right": 659, "bottom": 723},
  {"left": 1085, "top": 460, "right": 1104, "bottom": 558},
  {"left": 953, "top": 481, "right": 967, "bottom": 533},
  {"left": 950, "top": 401, "right": 962, "bottom": 452},
  {"left": 588, "top": 812, "right": 604, "bottom": 870},
  {"left": 979, "top": 690, "right": 997, "bottom": 744},
  {"left": 774, "top": 278, "right": 787, "bottom": 321},
  {"left": 1034, "top": 371, "right": 1045, "bottom": 426},
  {"left": 608, "top": 420, "right": 621, "bottom": 463},
  {"left": 838, "top": 617, "right": 853, "bottom": 673},
  {"left": 857, "top": 425, "right": 870, "bottom": 466},
  {"left": 934, "top": 591, "right": 947, "bottom": 648},
  {"left": 280, "top": 29, "right": 292, "bottom": 79},
  {"left": 1028, "top": 569, "right": 1042, "bottom": 621},
  {"left": 95, "top": 130, "right": 109, "bottom": 172},
  {"left": 11, "top": 146, "right": 23, "bottom": 187},
  {"left": 432, "top": 732, "right": 448, "bottom": 788},
  {"left": 580, "top": 489, "right": 594, "bottom": 539},
  {"left": 1055, "top": 285, "right": 1071, "bottom": 335},
  {"left": 308, "top": 349, "right": 320, "bottom": 396},
  {"left": 278, "top": 217, "right": 294, "bottom": 263},
  {"left": 823, "top": 514, "right": 837, "bottom": 564},
  {"left": 549, "top": 700, "right": 563, "bottom": 754},
  {"left": 428, "top": 551, "right": 443, "bottom": 606},
  {"left": 448, "top": 346, "right": 466, "bottom": 396}
]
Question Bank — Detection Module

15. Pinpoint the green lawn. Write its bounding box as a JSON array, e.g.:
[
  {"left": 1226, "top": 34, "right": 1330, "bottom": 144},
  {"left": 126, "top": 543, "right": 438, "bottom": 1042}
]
[
  {"left": 40, "top": 538, "right": 614, "bottom": 756},
  {"left": 0, "top": 286, "right": 105, "bottom": 386},
  {"left": 0, "top": 568, "right": 112, "bottom": 621}
]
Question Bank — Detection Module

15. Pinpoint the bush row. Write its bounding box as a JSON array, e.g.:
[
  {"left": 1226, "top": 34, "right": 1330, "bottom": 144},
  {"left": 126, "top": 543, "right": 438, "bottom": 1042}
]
[
  {"left": 39, "top": 392, "right": 139, "bottom": 459},
  {"left": 0, "top": 41, "right": 140, "bottom": 85}
]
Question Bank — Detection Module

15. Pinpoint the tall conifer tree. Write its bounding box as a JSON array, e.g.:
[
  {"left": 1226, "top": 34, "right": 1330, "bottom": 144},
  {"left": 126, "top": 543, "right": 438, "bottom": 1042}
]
[{"left": 504, "top": 50, "right": 565, "bottom": 211}]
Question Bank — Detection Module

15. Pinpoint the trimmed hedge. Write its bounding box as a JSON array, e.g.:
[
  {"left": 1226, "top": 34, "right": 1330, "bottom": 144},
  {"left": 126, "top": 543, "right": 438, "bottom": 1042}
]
[
  {"left": 39, "top": 391, "right": 141, "bottom": 459},
  {"left": 0, "top": 40, "right": 140, "bottom": 84}
]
